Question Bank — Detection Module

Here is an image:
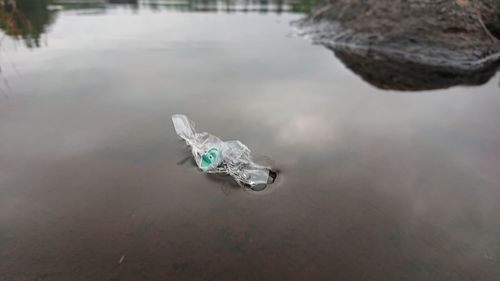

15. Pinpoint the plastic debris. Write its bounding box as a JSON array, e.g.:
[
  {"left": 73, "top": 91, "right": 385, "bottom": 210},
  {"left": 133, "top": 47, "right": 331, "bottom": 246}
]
[{"left": 172, "top": 114, "right": 275, "bottom": 188}]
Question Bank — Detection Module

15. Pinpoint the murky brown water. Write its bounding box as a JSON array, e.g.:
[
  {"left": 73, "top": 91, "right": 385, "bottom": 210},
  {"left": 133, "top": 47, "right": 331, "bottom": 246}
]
[{"left": 1, "top": 1, "right": 500, "bottom": 280}]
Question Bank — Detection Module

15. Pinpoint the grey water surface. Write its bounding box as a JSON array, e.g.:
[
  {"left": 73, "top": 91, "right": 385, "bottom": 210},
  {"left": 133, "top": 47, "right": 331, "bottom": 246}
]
[{"left": 0, "top": 1, "right": 499, "bottom": 280}]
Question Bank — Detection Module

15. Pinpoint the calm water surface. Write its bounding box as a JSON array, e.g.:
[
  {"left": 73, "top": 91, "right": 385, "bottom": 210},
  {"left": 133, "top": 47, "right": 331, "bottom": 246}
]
[{"left": 1, "top": 1, "right": 500, "bottom": 280}]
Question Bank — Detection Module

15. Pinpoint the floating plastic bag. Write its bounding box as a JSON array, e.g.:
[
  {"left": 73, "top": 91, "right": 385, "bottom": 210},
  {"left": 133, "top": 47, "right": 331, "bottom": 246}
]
[{"left": 172, "top": 114, "right": 275, "bottom": 188}]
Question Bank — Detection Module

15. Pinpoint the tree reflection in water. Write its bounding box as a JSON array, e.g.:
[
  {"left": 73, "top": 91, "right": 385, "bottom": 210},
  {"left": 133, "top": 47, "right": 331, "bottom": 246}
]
[
  {"left": 0, "top": 0, "right": 57, "bottom": 48},
  {"left": 0, "top": 0, "right": 319, "bottom": 49}
]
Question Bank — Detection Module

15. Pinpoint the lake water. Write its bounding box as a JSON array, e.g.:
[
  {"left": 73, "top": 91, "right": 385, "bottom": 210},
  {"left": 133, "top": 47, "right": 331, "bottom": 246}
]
[{"left": 1, "top": 1, "right": 500, "bottom": 280}]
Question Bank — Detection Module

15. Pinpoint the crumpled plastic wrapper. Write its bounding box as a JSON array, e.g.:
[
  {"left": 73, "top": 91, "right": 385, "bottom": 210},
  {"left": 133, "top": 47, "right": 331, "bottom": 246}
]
[{"left": 172, "top": 114, "right": 275, "bottom": 188}]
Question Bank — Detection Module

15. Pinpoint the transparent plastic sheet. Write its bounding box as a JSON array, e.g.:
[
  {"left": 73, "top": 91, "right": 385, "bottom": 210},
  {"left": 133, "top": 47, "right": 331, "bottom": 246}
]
[{"left": 172, "top": 114, "right": 276, "bottom": 188}]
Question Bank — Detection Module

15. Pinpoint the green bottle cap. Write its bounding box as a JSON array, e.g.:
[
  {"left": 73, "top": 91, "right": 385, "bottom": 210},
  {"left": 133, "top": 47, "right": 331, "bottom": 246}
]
[{"left": 200, "top": 147, "right": 220, "bottom": 169}]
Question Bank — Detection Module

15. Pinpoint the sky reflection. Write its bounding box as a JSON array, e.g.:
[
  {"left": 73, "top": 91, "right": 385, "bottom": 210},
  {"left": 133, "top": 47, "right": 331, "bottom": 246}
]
[{"left": 0, "top": 2, "right": 499, "bottom": 280}]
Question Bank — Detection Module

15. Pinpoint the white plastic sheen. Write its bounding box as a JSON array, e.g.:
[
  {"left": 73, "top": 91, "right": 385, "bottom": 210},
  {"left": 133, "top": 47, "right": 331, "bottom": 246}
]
[{"left": 172, "top": 114, "right": 272, "bottom": 187}]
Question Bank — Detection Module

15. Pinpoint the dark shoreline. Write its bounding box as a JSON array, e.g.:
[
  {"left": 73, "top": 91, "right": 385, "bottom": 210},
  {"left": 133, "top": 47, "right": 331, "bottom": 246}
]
[{"left": 296, "top": 0, "right": 500, "bottom": 90}]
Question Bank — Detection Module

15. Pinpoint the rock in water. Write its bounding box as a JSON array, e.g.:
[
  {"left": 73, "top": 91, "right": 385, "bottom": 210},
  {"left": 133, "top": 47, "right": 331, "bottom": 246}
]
[{"left": 296, "top": 0, "right": 500, "bottom": 91}]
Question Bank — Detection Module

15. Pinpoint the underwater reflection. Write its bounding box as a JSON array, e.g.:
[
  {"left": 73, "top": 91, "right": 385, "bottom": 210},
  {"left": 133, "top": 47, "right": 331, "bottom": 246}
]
[{"left": 332, "top": 47, "right": 500, "bottom": 91}]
